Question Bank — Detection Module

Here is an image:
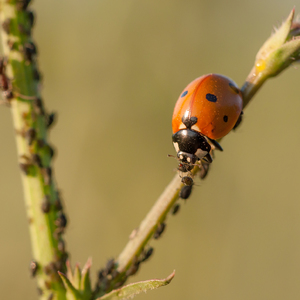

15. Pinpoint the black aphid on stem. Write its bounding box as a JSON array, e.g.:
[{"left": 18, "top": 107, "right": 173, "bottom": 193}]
[
  {"left": 19, "top": 162, "right": 32, "bottom": 175},
  {"left": 16, "top": 0, "right": 32, "bottom": 11},
  {"left": 141, "top": 247, "right": 154, "bottom": 262},
  {"left": 57, "top": 239, "right": 65, "bottom": 254},
  {"left": 33, "top": 68, "right": 41, "bottom": 81},
  {"left": 46, "top": 112, "right": 56, "bottom": 128},
  {"left": 32, "top": 153, "right": 43, "bottom": 168},
  {"left": 25, "top": 128, "right": 36, "bottom": 145},
  {"left": 53, "top": 194, "right": 62, "bottom": 211},
  {"left": 23, "top": 41, "right": 37, "bottom": 62},
  {"left": 33, "top": 98, "right": 45, "bottom": 115},
  {"left": 55, "top": 212, "right": 67, "bottom": 229},
  {"left": 179, "top": 185, "right": 193, "bottom": 200},
  {"left": 181, "top": 176, "right": 193, "bottom": 186},
  {"left": 172, "top": 203, "right": 180, "bottom": 215},
  {"left": 41, "top": 196, "right": 51, "bottom": 213},
  {"left": 29, "top": 260, "right": 38, "bottom": 277},
  {"left": 42, "top": 167, "right": 52, "bottom": 185},
  {"left": 153, "top": 223, "right": 166, "bottom": 239},
  {"left": 27, "top": 10, "right": 35, "bottom": 27}
]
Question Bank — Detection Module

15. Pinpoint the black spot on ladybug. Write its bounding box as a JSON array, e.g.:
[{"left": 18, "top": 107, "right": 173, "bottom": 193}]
[
  {"left": 223, "top": 115, "right": 228, "bottom": 122},
  {"left": 206, "top": 93, "right": 217, "bottom": 102},
  {"left": 181, "top": 91, "right": 188, "bottom": 97}
]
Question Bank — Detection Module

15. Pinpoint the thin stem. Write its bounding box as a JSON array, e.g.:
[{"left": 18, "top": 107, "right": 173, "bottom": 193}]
[{"left": 106, "top": 12, "right": 299, "bottom": 294}]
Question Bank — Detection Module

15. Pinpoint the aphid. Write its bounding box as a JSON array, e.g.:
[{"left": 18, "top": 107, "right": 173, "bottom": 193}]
[
  {"left": 153, "top": 223, "right": 166, "bottom": 239},
  {"left": 48, "top": 145, "right": 55, "bottom": 159},
  {"left": 32, "top": 153, "right": 43, "bottom": 168},
  {"left": 16, "top": 0, "right": 32, "bottom": 11},
  {"left": 113, "top": 276, "right": 127, "bottom": 288},
  {"left": 54, "top": 195, "right": 62, "bottom": 211},
  {"left": 23, "top": 41, "right": 37, "bottom": 62},
  {"left": 33, "top": 98, "right": 45, "bottom": 115},
  {"left": 42, "top": 167, "right": 52, "bottom": 185},
  {"left": 181, "top": 176, "right": 193, "bottom": 186},
  {"left": 0, "top": 57, "right": 9, "bottom": 91},
  {"left": 179, "top": 185, "right": 193, "bottom": 200},
  {"left": 41, "top": 196, "right": 51, "bottom": 213},
  {"left": 98, "top": 268, "right": 106, "bottom": 281},
  {"left": 44, "top": 262, "right": 56, "bottom": 275},
  {"left": 27, "top": 10, "right": 35, "bottom": 27},
  {"left": 46, "top": 112, "right": 56, "bottom": 128},
  {"left": 55, "top": 212, "right": 67, "bottom": 229},
  {"left": 171, "top": 203, "right": 180, "bottom": 215},
  {"left": 141, "top": 247, "right": 154, "bottom": 262},
  {"left": 25, "top": 127, "right": 36, "bottom": 145},
  {"left": 172, "top": 74, "right": 243, "bottom": 180},
  {"left": 19, "top": 162, "right": 32, "bottom": 175},
  {"left": 33, "top": 68, "right": 41, "bottom": 81},
  {"left": 57, "top": 239, "right": 65, "bottom": 253},
  {"left": 105, "top": 259, "right": 115, "bottom": 274},
  {"left": 125, "top": 260, "right": 140, "bottom": 277},
  {"left": 29, "top": 260, "right": 38, "bottom": 277}
]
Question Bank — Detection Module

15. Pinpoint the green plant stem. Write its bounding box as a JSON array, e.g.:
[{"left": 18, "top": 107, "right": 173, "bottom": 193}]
[{"left": 0, "top": 2, "right": 66, "bottom": 300}]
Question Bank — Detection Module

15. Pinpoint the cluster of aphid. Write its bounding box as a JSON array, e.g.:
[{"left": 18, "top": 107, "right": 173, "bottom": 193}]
[
  {"left": 94, "top": 164, "right": 208, "bottom": 293},
  {"left": 1, "top": 1, "right": 68, "bottom": 297},
  {"left": 94, "top": 247, "right": 154, "bottom": 295},
  {"left": 0, "top": 0, "right": 39, "bottom": 104}
]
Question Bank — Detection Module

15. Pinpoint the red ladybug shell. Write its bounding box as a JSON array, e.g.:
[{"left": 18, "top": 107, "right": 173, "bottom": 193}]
[{"left": 172, "top": 74, "right": 243, "bottom": 140}]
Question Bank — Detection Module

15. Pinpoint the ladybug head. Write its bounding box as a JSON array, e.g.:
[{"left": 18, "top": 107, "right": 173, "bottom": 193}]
[
  {"left": 172, "top": 129, "right": 211, "bottom": 164},
  {"left": 177, "top": 151, "right": 198, "bottom": 164}
]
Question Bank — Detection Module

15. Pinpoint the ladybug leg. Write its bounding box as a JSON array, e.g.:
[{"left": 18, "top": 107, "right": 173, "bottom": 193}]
[
  {"left": 199, "top": 161, "right": 210, "bottom": 179},
  {"left": 207, "top": 137, "right": 223, "bottom": 151},
  {"left": 233, "top": 111, "right": 243, "bottom": 130},
  {"left": 202, "top": 153, "right": 213, "bottom": 163}
]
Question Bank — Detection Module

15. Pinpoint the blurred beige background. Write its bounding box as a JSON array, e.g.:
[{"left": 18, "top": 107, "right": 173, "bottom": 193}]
[{"left": 0, "top": 1, "right": 300, "bottom": 299}]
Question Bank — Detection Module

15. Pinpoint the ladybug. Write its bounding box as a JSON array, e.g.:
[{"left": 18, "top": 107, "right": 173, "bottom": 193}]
[{"left": 172, "top": 74, "right": 243, "bottom": 177}]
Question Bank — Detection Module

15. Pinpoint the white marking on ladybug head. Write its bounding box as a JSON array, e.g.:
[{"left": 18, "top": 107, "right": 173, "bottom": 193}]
[
  {"left": 179, "top": 123, "right": 186, "bottom": 130},
  {"left": 191, "top": 124, "right": 200, "bottom": 132},
  {"left": 173, "top": 142, "right": 179, "bottom": 153}
]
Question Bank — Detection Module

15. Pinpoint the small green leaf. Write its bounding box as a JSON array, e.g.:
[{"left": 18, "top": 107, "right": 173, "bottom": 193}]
[
  {"left": 256, "top": 8, "right": 295, "bottom": 61},
  {"left": 81, "top": 258, "right": 92, "bottom": 299},
  {"left": 96, "top": 271, "right": 175, "bottom": 300},
  {"left": 66, "top": 260, "right": 74, "bottom": 282},
  {"left": 58, "top": 271, "right": 82, "bottom": 300},
  {"left": 268, "top": 37, "right": 300, "bottom": 76},
  {"left": 73, "top": 264, "right": 82, "bottom": 290}
]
